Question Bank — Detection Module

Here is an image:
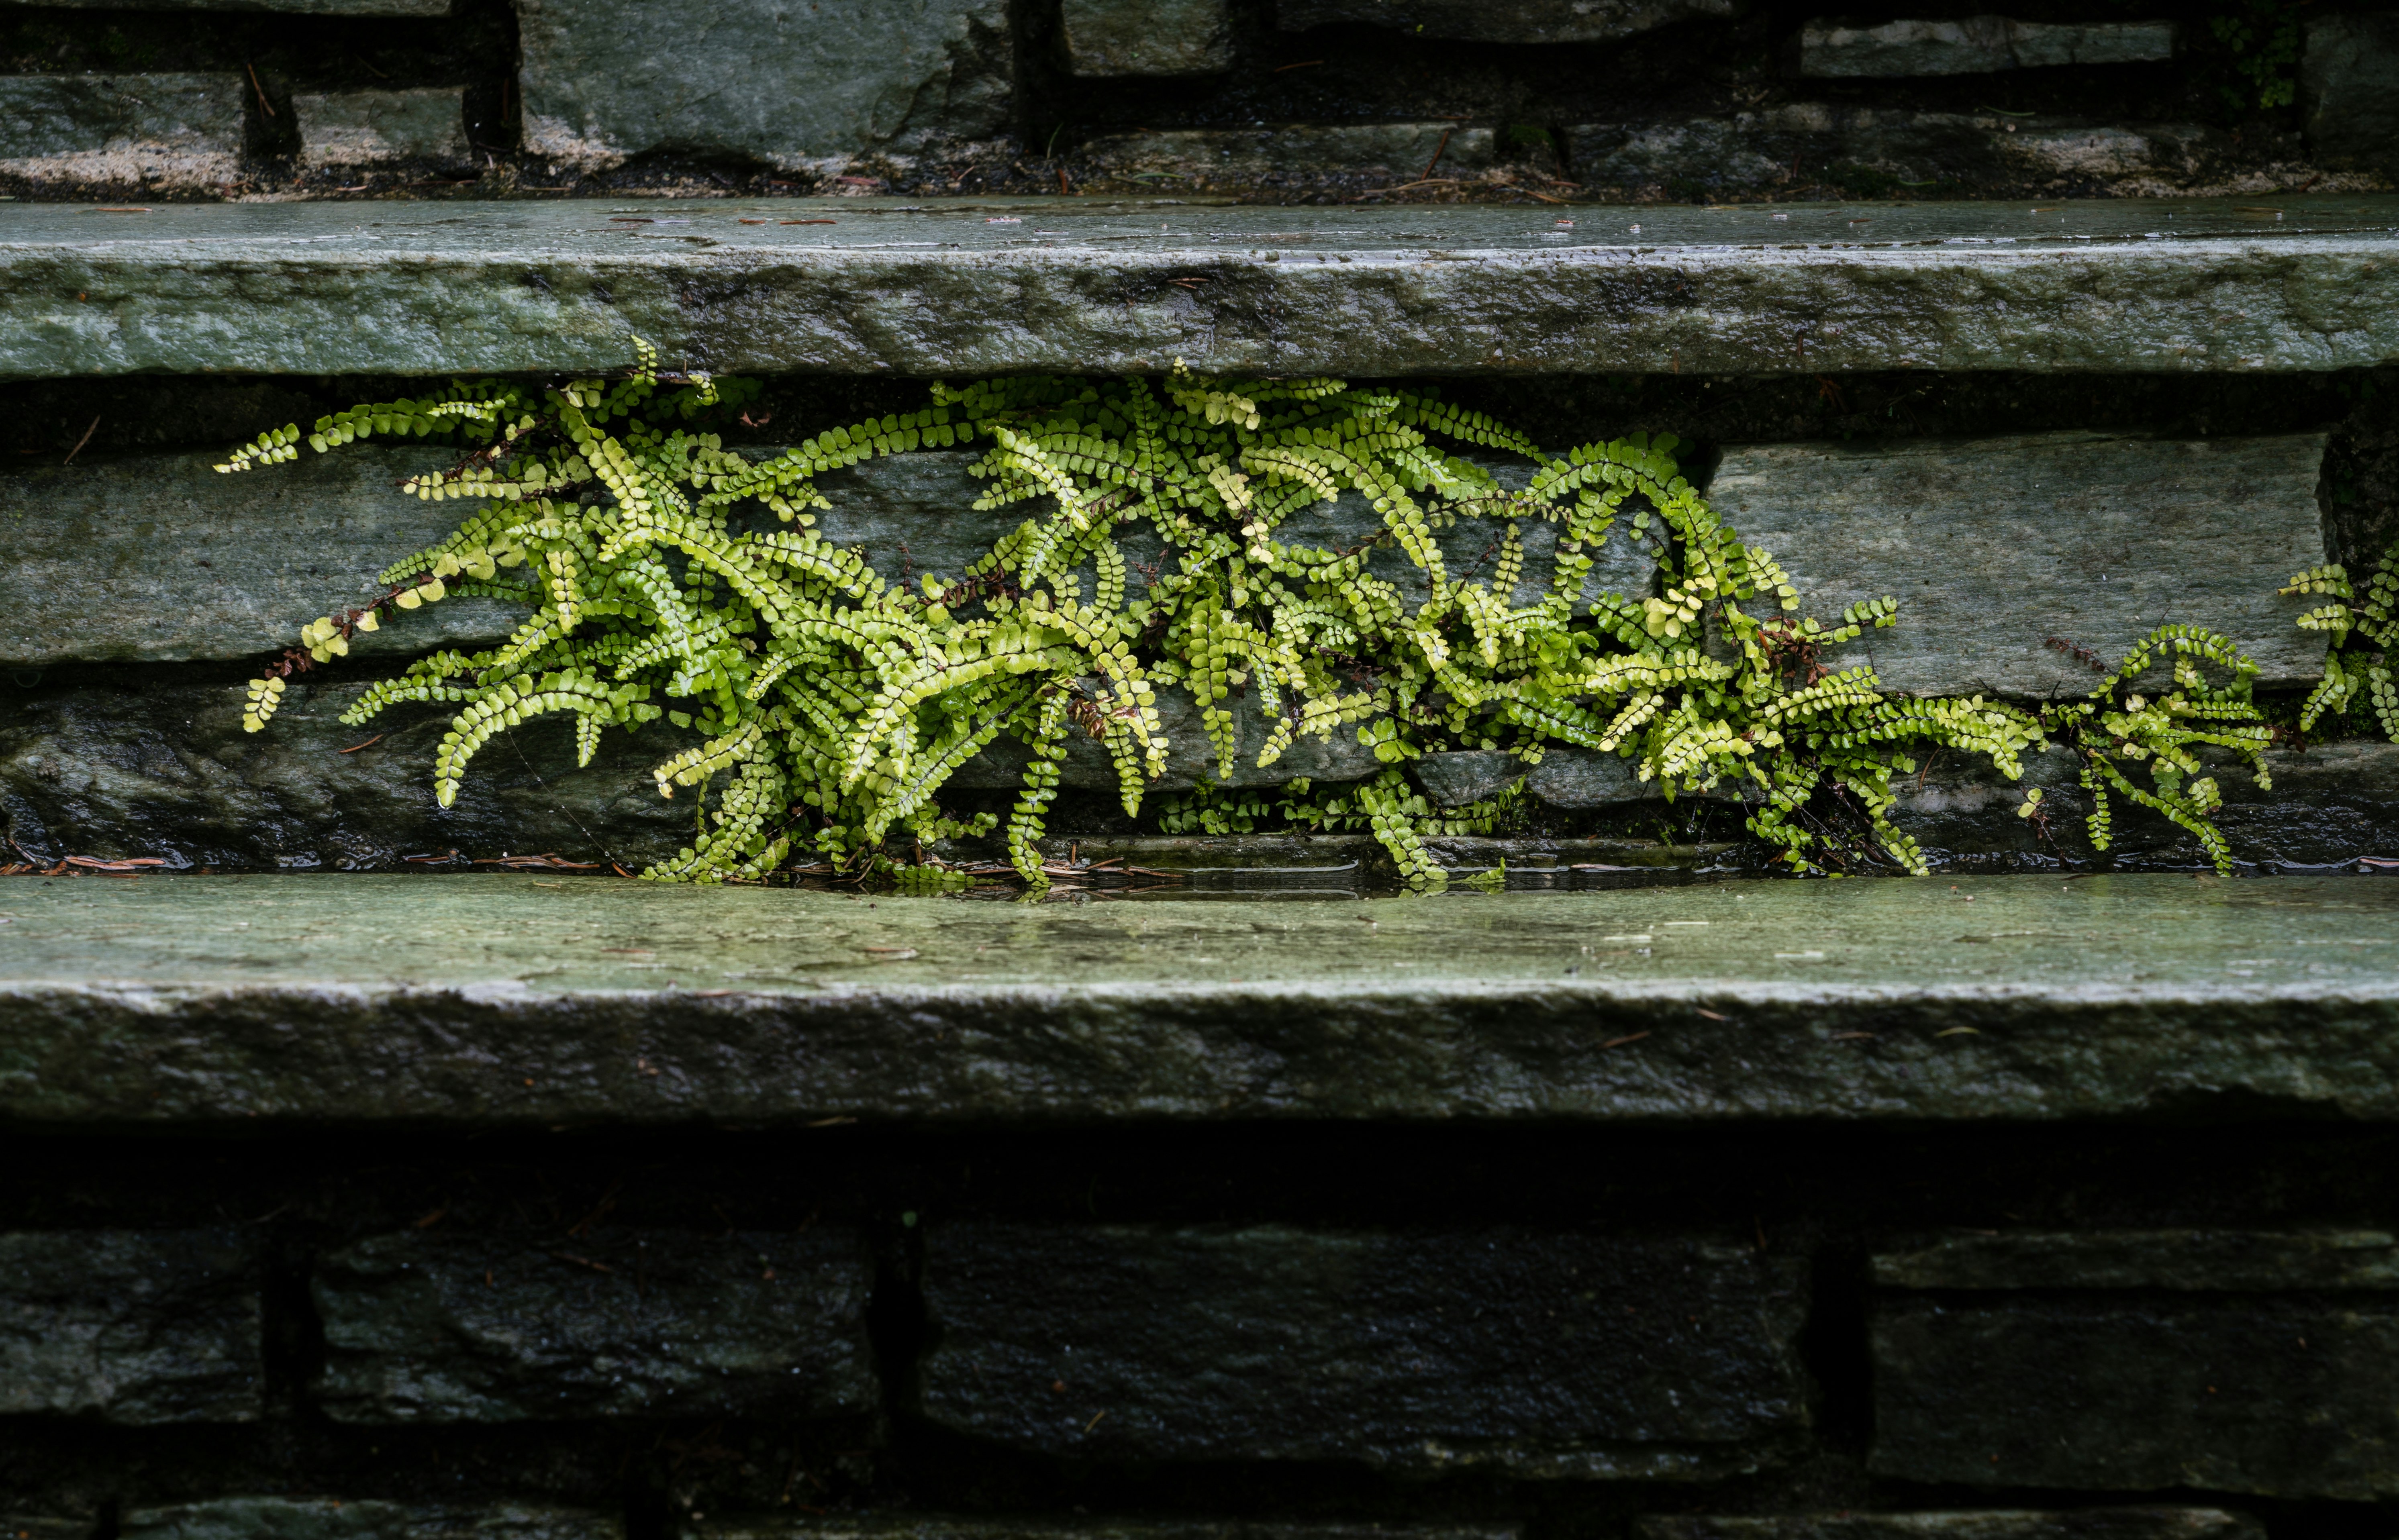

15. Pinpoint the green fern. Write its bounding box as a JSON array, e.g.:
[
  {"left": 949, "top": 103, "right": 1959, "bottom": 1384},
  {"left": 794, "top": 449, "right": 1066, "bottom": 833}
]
[
  {"left": 2287, "top": 545, "right": 2399, "bottom": 745},
  {"left": 225, "top": 345, "right": 2273, "bottom": 886}
]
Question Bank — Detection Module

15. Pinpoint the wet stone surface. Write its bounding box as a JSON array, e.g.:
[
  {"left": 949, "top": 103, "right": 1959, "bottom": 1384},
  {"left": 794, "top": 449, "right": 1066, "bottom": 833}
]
[
  {"left": 515, "top": 0, "right": 1011, "bottom": 172},
  {"left": 5, "top": 199, "right": 2397, "bottom": 380},
  {"left": 1277, "top": 0, "right": 1735, "bottom": 45},
  {"left": 313, "top": 1227, "right": 878, "bottom": 1424},
  {"left": 0, "top": 73, "right": 243, "bottom": 188},
  {"left": 295, "top": 88, "right": 471, "bottom": 169},
  {"left": 916, "top": 1224, "right": 1810, "bottom": 1475},
  {"left": 1635, "top": 1514, "right": 2261, "bottom": 1540},
  {"left": 1061, "top": 0, "right": 1230, "bottom": 76},
  {"left": 1707, "top": 433, "right": 2330, "bottom": 698},
  {"left": 1796, "top": 18, "right": 2176, "bottom": 78},
  {"left": 1871, "top": 1229, "right": 2399, "bottom": 1498},
  {"left": 0, "top": 1229, "right": 259, "bottom": 1423},
  {"left": 2303, "top": 12, "right": 2399, "bottom": 174},
  {"left": 119, "top": 1500, "right": 623, "bottom": 1539}
]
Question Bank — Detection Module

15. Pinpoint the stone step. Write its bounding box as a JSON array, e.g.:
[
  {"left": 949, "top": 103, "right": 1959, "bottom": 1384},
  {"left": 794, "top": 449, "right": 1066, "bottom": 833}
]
[
  {"left": 1, "top": 871, "right": 2395, "bottom": 1131},
  {"left": 5, "top": 197, "right": 2397, "bottom": 379},
  {"left": 1709, "top": 431, "right": 2330, "bottom": 695}
]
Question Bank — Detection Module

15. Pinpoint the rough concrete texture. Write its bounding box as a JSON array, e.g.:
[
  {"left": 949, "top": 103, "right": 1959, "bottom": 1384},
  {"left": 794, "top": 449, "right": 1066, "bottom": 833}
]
[
  {"left": 515, "top": 0, "right": 1011, "bottom": 172},
  {"left": 5, "top": 199, "right": 2398, "bottom": 379},
  {"left": 4, "top": 874, "right": 2399, "bottom": 1130},
  {"left": 1797, "top": 18, "right": 2176, "bottom": 78},
  {"left": 1062, "top": 0, "right": 1231, "bottom": 76},
  {"left": 2302, "top": 12, "right": 2399, "bottom": 174},
  {"left": 1080, "top": 123, "right": 1492, "bottom": 177},
  {"left": 0, "top": 447, "right": 519, "bottom": 667},
  {"left": 1568, "top": 108, "right": 2339, "bottom": 199},
  {"left": 1278, "top": 0, "right": 1736, "bottom": 45},
  {"left": 313, "top": 1227, "right": 877, "bottom": 1423},
  {"left": 1636, "top": 1514, "right": 2260, "bottom": 1540},
  {"left": 0, "top": 74, "right": 243, "bottom": 189},
  {"left": 917, "top": 1224, "right": 1809, "bottom": 1475},
  {"left": 119, "top": 1501, "right": 623, "bottom": 1540},
  {"left": 0, "top": 1229, "right": 257, "bottom": 1422},
  {"left": 1706, "top": 432, "right": 2330, "bottom": 698},
  {"left": 296, "top": 89, "right": 470, "bottom": 168},
  {"left": 1872, "top": 1229, "right": 2399, "bottom": 1290},
  {"left": 1871, "top": 1291, "right": 2399, "bottom": 1497}
]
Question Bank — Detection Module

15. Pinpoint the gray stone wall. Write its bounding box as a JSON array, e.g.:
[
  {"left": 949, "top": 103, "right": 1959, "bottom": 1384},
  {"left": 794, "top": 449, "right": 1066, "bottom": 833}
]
[
  {"left": 0, "top": 0, "right": 2391, "bottom": 200},
  {"left": 4, "top": 1127, "right": 2396, "bottom": 1533}
]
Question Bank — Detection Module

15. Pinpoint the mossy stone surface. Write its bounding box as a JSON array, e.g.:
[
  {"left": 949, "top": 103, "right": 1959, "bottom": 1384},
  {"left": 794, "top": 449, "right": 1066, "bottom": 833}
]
[
  {"left": 4, "top": 199, "right": 2397, "bottom": 380},
  {"left": 2, "top": 873, "right": 2398, "bottom": 1130}
]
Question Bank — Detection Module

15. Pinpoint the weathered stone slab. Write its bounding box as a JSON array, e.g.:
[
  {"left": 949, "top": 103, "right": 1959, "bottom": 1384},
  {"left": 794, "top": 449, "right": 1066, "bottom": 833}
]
[
  {"left": 1063, "top": 0, "right": 1230, "bottom": 76},
  {"left": 2303, "top": 12, "right": 2399, "bottom": 174},
  {"left": 1568, "top": 108, "right": 2294, "bottom": 199},
  {"left": 687, "top": 1523, "right": 1503, "bottom": 1540},
  {"left": 296, "top": 89, "right": 470, "bottom": 169},
  {"left": 6, "top": 198, "right": 2398, "bottom": 379},
  {"left": 1279, "top": 0, "right": 1735, "bottom": 45},
  {"left": 516, "top": 0, "right": 1011, "bottom": 173},
  {"left": 0, "top": 447, "right": 518, "bottom": 667},
  {"left": 1081, "top": 122, "right": 1492, "bottom": 177},
  {"left": 0, "top": 672, "right": 706, "bottom": 871},
  {"left": 918, "top": 1223, "right": 1808, "bottom": 1475},
  {"left": 313, "top": 1227, "right": 877, "bottom": 1422},
  {"left": 1798, "top": 18, "right": 2176, "bottom": 78},
  {"left": 120, "top": 1500, "right": 621, "bottom": 1540},
  {"left": 1872, "top": 1236, "right": 2399, "bottom": 1497},
  {"left": 5, "top": 873, "right": 2399, "bottom": 1130},
  {"left": 2, "top": 0, "right": 443, "bottom": 11},
  {"left": 0, "top": 1229, "right": 257, "bottom": 1422},
  {"left": 0, "top": 74, "right": 243, "bottom": 190},
  {"left": 1874, "top": 1229, "right": 2399, "bottom": 1290},
  {"left": 1707, "top": 433, "right": 2329, "bottom": 698},
  {"left": 1636, "top": 1513, "right": 2260, "bottom": 1540},
  {"left": 0, "top": 445, "right": 1646, "bottom": 667}
]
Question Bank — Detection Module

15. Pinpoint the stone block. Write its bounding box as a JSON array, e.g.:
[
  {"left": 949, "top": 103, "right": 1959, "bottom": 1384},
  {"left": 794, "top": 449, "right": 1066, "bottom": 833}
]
[
  {"left": 1874, "top": 1229, "right": 2399, "bottom": 1290},
  {"left": 1568, "top": 106, "right": 2236, "bottom": 196},
  {"left": 1413, "top": 749, "right": 1520, "bottom": 805},
  {"left": 8, "top": 200, "right": 2399, "bottom": 380},
  {"left": 917, "top": 1224, "right": 1810, "bottom": 1475},
  {"left": 687, "top": 1524, "right": 1507, "bottom": 1540},
  {"left": 120, "top": 1501, "right": 621, "bottom": 1540},
  {"left": 296, "top": 88, "right": 469, "bottom": 168},
  {"left": 0, "top": 74, "right": 243, "bottom": 189},
  {"left": 1706, "top": 433, "right": 2329, "bottom": 698},
  {"left": 1082, "top": 121, "right": 1492, "bottom": 177},
  {"left": 0, "top": 447, "right": 519, "bottom": 667},
  {"left": 0, "top": 671, "right": 708, "bottom": 871},
  {"left": 1278, "top": 0, "right": 1736, "bottom": 45},
  {"left": 516, "top": 0, "right": 1011, "bottom": 173},
  {"left": 1063, "top": 0, "right": 1231, "bottom": 75},
  {"left": 2303, "top": 12, "right": 2399, "bottom": 173},
  {"left": 0, "top": 446, "right": 1642, "bottom": 669},
  {"left": 312, "top": 1227, "right": 877, "bottom": 1422},
  {"left": 1872, "top": 1229, "right": 2399, "bottom": 1497},
  {"left": 0, "top": 1229, "right": 257, "bottom": 1422},
  {"left": 1635, "top": 1513, "right": 2260, "bottom": 1540},
  {"left": 5, "top": 0, "right": 444, "bottom": 11},
  {"left": 1798, "top": 17, "right": 2175, "bottom": 78}
]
